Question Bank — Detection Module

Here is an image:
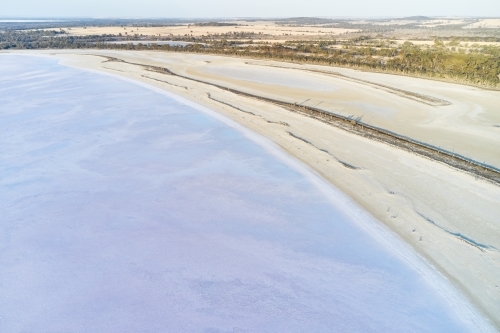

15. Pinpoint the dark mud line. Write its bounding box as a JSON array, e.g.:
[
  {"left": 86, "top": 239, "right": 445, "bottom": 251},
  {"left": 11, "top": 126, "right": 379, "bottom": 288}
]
[
  {"left": 206, "top": 93, "right": 257, "bottom": 115},
  {"left": 141, "top": 75, "right": 188, "bottom": 89},
  {"left": 416, "top": 211, "right": 496, "bottom": 252},
  {"left": 287, "top": 132, "right": 360, "bottom": 170}
]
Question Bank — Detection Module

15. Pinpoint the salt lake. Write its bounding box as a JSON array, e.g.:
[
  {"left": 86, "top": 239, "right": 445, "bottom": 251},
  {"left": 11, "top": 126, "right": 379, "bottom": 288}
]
[{"left": 0, "top": 54, "right": 491, "bottom": 332}]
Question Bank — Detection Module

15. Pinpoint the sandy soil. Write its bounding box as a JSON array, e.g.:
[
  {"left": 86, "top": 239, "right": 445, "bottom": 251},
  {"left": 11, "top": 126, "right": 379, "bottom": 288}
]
[
  {"left": 417, "top": 19, "right": 469, "bottom": 27},
  {"left": 375, "top": 20, "right": 423, "bottom": 26},
  {"left": 61, "top": 23, "right": 359, "bottom": 37},
  {"left": 5, "top": 50, "right": 499, "bottom": 330},
  {"left": 105, "top": 52, "right": 500, "bottom": 168},
  {"left": 464, "top": 19, "right": 500, "bottom": 29},
  {"left": 395, "top": 40, "right": 500, "bottom": 46},
  {"left": 349, "top": 19, "right": 470, "bottom": 27}
]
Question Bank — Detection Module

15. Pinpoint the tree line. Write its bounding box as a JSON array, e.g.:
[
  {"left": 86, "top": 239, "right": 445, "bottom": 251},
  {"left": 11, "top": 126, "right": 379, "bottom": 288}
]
[{"left": 2, "top": 30, "right": 499, "bottom": 88}]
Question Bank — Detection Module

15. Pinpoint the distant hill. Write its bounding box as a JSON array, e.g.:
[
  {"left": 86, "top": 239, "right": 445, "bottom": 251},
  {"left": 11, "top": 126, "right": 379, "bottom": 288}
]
[
  {"left": 274, "top": 17, "right": 337, "bottom": 25},
  {"left": 400, "top": 16, "right": 433, "bottom": 21}
]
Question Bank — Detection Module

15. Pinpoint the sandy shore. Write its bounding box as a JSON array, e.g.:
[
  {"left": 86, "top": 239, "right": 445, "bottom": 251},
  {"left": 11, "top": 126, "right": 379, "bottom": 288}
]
[
  {"left": 5, "top": 50, "right": 500, "bottom": 329},
  {"left": 61, "top": 51, "right": 500, "bottom": 167}
]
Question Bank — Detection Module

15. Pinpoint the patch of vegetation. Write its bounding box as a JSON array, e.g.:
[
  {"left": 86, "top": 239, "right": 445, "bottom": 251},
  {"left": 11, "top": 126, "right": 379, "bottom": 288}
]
[
  {"left": 194, "top": 22, "right": 239, "bottom": 27},
  {"left": 2, "top": 22, "right": 499, "bottom": 89}
]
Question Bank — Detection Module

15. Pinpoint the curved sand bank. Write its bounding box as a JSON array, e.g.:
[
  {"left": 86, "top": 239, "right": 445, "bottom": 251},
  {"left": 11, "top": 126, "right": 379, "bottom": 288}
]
[
  {"left": 4, "top": 50, "right": 499, "bottom": 330},
  {"left": 62, "top": 50, "right": 500, "bottom": 167}
]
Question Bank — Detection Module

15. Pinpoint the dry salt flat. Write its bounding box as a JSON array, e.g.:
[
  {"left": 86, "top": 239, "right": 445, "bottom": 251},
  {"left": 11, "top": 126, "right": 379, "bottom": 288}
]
[{"left": 0, "top": 55, "right": 494, "bottom": 332}]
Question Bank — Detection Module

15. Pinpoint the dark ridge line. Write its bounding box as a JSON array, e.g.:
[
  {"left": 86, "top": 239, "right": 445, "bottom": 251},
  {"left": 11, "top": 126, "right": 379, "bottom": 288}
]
[
  {"left": 267, "top": 120, "right": 290, "bottom": 126},
  {"left": 206, "top": 93, "right": 257, "bottom": 115},
  {"left": 207, "top": 93, "right": 289, "bottom": 126},
  {"left": 416, "top": 211, "right": 495, "bottom": 252},
  {"left": 245, "top": 62, "right": 451, "bottom": 107},
  {"left": 336, "top": 159, "right": 359, "bottom": 170},
  {"left": 102, "top": 66, "right": 126, "bottom": 73},
  {"left": 287, "top": 132, "right": 359, "bottom": 170},
  {"left": 100, "top": 55, "right": 500, "bottom": 186},
  {"left": 141, "top": 74, "right": 187, "bottom": 89},
  {"left": 206, "top": 93, "right": 290, "bottom": 127},
  {"left": 287, "top": 131, "right": 313, "bottom": 145},
  {"left": 318, "top": 148, "right": 330, "bottom": 154}
]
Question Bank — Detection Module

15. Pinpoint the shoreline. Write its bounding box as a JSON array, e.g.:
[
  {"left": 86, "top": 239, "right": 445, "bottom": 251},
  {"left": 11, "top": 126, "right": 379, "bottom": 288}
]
[
  {"left": 167, "top": 49, "right": 500, "bottom": 91},
  {"left": 101, "top": 55, "right": 500, "bottom": 185},
  {"left": 3, "top": 50, "right": 499, "bottom": 330}
]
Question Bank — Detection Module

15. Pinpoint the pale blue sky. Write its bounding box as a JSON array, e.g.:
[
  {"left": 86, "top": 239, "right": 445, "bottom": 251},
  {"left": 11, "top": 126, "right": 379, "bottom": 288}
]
[{"left": 2, "top": 0, "right": 499, "bottom": 18}]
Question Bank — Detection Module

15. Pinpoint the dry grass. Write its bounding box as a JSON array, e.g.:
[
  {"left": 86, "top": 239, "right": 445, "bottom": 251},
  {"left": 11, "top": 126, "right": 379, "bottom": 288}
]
[
  {"left": 61, "top": 22, "right": 359, "bottom": 38},
  {"left": 464, "top": 19, "right": 500, "bottom": 29}
]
